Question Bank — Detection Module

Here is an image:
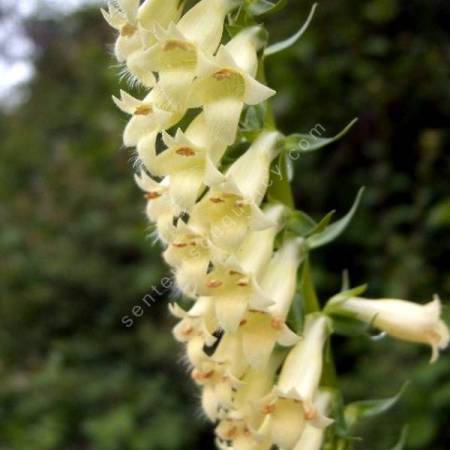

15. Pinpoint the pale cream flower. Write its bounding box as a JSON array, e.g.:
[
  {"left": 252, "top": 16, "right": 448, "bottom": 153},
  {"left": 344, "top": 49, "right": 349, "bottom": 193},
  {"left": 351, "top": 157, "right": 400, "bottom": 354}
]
[
  {"left": 327, "top": 295, "right": 450, "bottom": 362},
  {"left": 292, "top": 390, "right": 333, "bottom": 450},
  {"left": 134, "top": 170, "right": 178, "bottom": 243},
  {"left": 137, "top": 113, "right": 226, "bottom": 210},
  {"left": 258, "top": 315, "right": 333, "bottom": 450},
  {"left": 128, "top": 0, "right": 237, "bottom": 109},
  {"left": 112, "top": 90, "right": 180, "bottom": 147},
  {"left": 189, "top": 132, "right": 281, "bottom": 251},
  {"left": 188, "top": 33, "right": 275, "bottom": 144},
  {"left": 238, "top": 239, "right": 305, "bottom": 370},
  {"left": 169, "top": 299, "right": 218, "bottom": 367}
]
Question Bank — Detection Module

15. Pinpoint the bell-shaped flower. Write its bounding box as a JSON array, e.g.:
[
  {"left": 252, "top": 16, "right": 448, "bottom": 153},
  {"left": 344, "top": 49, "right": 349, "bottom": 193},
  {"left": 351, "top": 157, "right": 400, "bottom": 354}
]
[
  {"left": 216, "top": 417, "right": 272, "bottom": 450},
  {"left": 196, "top": 205, "right": 285, "bottom": 331},
  {"left": 189, "top": 132, "right": 281, "bottom": 251},
  {"left": 138, "top": 113, "right": 226, "bottom": 210},
  {"left": 170, "top": 298, "right": 218, "bottom": 367},
  {"left": 258, "top": 314, "right": 333, "bottom": 450},
  {"left": 102, "top": 1, "right": 142, "bottom": 63},
  {"left": 192, "top": 361, "right": 242, "bottom": 421},
  {"left": 188, "top": 31, "right": 275, "bottom": 145},
  {"left": 128, "top": 0, "right": 237, "bottom": 110},
  {"left": 238, "top": 238, "right": 305, "bottom": 370},
  {"left": 113, "top": 90, "right": 181, "bottom": 147},
  {"left": 232, "top": 356, "right": 280, "bottom": 429},
  {"left": 163, "top": 222, "right": 211, "bottom": 295},
  {"left": 292, "top": 391, "right": 333, "bottom": 450},
  {"left": 212, "top": 331, "right": 249, "bottom": 379},
  {"left": 125, "top": 0, "right": 184, "bottom": 86},
  {"left": 193, "top": 331, "right": 249, "bottom": 420},
  {"left": 134, "top": 170, "right": 178, "bottom": 243},
  {"left": 326, "top": 294, "right": 450, "bottom": 363}
]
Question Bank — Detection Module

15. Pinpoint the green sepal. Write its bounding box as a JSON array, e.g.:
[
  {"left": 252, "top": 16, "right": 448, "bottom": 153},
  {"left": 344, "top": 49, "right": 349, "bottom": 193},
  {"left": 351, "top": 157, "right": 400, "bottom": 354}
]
[
  {"left": 286, "top": 292, "right": 303, "bottom": 333},
  {"left": 245, "top": 0, "right": 288, "bottom": 17},
  {"left": 286, "top": 210, "right": 317, "bottom": 236},
  {"left": 307, "top": 187, "right": 365, "bottom": 249},
  {"left": 265, "top": 3, "right": 317, "bottom": 56},
  {"left": 283, "top": 118, "right": 358, "bottom": 154},
  {"left": 241, "top": 103, "right": 266, "bottom": 132},
  {"left": 344, "top": 382, "right": 410, "bottom": 428}
]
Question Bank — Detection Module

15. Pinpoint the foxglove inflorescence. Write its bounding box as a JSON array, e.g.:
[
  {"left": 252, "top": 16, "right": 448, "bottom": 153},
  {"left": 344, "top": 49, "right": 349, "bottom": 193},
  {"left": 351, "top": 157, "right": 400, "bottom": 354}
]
[{"left": 104, "top": 1, "right": 449, "bottom": 448}]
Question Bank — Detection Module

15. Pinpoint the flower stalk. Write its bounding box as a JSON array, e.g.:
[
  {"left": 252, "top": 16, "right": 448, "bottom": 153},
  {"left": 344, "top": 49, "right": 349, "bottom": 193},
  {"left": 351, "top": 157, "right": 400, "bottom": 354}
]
[{"left": 104, "top": 1, "right": 449, "bottom": 448}]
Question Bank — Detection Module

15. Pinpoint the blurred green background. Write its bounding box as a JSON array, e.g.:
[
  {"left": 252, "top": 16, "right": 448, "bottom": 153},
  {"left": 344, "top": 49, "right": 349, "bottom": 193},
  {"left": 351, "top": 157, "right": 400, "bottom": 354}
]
[{"left": 0, "top": 0, "right": 449, "bottom": 449}]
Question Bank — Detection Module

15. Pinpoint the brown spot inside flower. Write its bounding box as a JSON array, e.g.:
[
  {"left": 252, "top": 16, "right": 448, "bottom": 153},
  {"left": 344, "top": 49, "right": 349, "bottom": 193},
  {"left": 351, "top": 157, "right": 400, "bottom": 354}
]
[
  {"left": 176, "top": 147, "right": 196, "bottom": 157},
  {"left": 305, "top": 408, "right": 318, "bottom": 421},
  {"left": 237, "top": 278, "right": 249, "bottom": 287},
  {"left": 163, "top": 40, "right": 194, "bottom": 52},
  {"left": 271, "top": 317, "right": 284, "bottom": 330},
  {"left": 210, "top": 197, "right": 225, "bottom": 204},
  {"left": 144, "top": 191, "right": 161, "bottom": 200},
  {"left": 120, "top": 23, "right": 137, "bottom": 37},
  {"left": 213, "top": 69, "right": 235, "bottom": 81},
  {"left": 135, "top": 104, "right": 153, "bottom": 115},
  {"left": 262, "top": 403, "right": 276, "bottom": 414},
  {"left": 173, "top": 242, "right": 188, "bottom": 248},
  {"left": 206, "top": 279, "right": 223, "bottom": 288},
  {"left": 192, "top": 369, "right": 214, "bottom": 381}
]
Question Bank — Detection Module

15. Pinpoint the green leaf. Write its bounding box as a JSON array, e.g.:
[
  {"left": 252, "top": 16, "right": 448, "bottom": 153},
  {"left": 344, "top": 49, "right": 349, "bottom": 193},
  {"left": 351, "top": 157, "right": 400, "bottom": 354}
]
[
  {"left": 307, "top": 187, "right": 365, "bottom": 249},
  {"left": 283, "top": 118, "right": 359, "bottom": 154},
  {"left": 265, "top": 3, "right": 317, "bottom": 56},
  {"left": 390, "top": 426, "right": 409, "bottom": 450},
  {"left": 267, "top": 152, "right": 295, "bottom": 208},
  {"left": 245, "top": 0, "right": 288, "bottom": 16},
  {"left": 298, "top": 258, "right": 320, "bottom": 314},
  {"left": 344, "top": 382, "right": 410, "bottom": 428}
]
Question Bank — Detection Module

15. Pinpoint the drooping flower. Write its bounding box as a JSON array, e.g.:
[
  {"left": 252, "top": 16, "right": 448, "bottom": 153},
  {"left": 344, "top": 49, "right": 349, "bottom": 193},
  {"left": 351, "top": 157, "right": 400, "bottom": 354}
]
[
  {"left": 128, "top": 0, "right": 238, "bottom": 110},
  {"left": 197, "top": 205, "right": 285, "bottom": 331},
  {"left": 292, "top": 390, "right": 333, "bottom": 450},
  {"left": 134, "top": 170, "right": 178, "bottom": 243},
  {"left": 188, "top": 30, "right": 275, "bottom": 144},
  {"left": 237, "top": 238, "right": 305, "bottom": 370},
  {"left": 170, "top": 299, "right": 218, "bottom": 367},
  {"left": 258, "top": 314, "right": 333, "bottom": 450},
  {"left": 113, "top": 90, "right": 179, "bottom": 147},
  {"left": 138, "top": 113, "right": 226, "bottom": 210},
  {"left": 189, "top": 132, "right": 281, "bottom": 251},
  {"left": 326, "top": 294, "right": 450, "bottom": 362}
]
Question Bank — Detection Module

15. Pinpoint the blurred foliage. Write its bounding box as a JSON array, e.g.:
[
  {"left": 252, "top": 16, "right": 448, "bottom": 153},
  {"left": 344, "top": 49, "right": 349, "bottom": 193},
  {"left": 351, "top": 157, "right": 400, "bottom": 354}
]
[{"left": 0, "top": 1, "right": 449, "bottom": 449}]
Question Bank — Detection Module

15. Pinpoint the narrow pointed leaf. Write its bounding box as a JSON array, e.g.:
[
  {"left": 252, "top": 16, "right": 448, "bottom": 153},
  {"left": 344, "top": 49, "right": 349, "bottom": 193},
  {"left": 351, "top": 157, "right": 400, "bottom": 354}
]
[
  {"left": 307, "top": 187, "right": 365, "bottom": 249},
  {"left": 307, "top": 210, "right": 335, "bottom": 237},
  {"left": 265, "top": 3, "right": 317, "bottom": 56},
  {"left": 344, "top": 382, "right": 410, "bottom": 427},
  {"left": 284, "top": 118, "right": 359, "bottom": 154},
  {"left": 390, "top": 426, "right": 409, "bottom": 450},
  {"left": 298, "top": 258, "right": 320, "bottom": 314}
]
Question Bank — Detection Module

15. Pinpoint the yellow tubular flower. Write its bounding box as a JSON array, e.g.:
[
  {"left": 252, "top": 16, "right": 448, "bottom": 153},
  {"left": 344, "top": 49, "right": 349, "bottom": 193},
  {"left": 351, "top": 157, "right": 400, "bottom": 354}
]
[
  {"left": 327, "top": 295, "right": 450, "bottom": 362},
  {"left": 189, "top": 132, "right": 281, "bottom": 251},
  {"left": 258, "top": 315, "right": 333, "bottom": 450},
  {"left": 134, "top": 171, "right": 178, "bottom": 243},
  {"left": 188, "top": 33, "right": 275, "bottom": 145},
  {"left": 237, "top": 238, "right": 305, "bottom": 370}
]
